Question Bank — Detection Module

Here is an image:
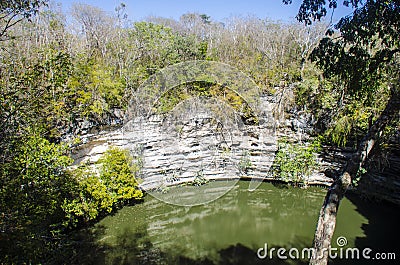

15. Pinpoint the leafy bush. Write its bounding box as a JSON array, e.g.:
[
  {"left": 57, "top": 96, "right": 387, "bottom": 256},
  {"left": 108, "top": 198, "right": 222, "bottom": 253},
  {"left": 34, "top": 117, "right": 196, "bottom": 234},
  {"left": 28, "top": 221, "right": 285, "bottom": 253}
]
[
  {"left": 68, "top": 58, "right": 125, "bottom": 116},
  {"left": 0, "top": 135, "right": 75, "bottom": 262},
  {"left": 324, "top": 100, "right": 388, "bottom": 147},
  {"left": 272, "top": 137, "right": 322, "bottom": 184},
  {"left": 63, "top": 147, "right": 143, "bottom": 227},
  {"left": 98, "top": 147, "right": 143, "bottom": 202},
  {"left": 0, "top": 135, "right": 73, "bottom": 231},
  {"left": 295, "top": 63, "right": 391, "bottom": 147}
]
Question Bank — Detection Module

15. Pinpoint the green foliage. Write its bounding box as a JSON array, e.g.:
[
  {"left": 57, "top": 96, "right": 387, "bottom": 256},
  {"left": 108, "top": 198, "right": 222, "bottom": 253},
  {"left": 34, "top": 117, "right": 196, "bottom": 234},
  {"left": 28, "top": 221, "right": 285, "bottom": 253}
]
[
  {"left": 283, "top": 0, "right": 363, "bottom": 25},
  {"left": 0, "top": 134, "right": 75, "bottom": 262},
  {"left": 198, "top": 41, "right": 208, "bottom": 59},
  {"left": 98, "top": 147, "right": 143, "bottom": 201},
  {"left": 296, "top": 60, "right": 392, "bottom": 147},
  {"left": 130, "top": 21, "right": 205, "bottom": 65},
  {"left": 309, "top": 1, "right": 399, "bottom": 95},
  {"left": 295, "top": 63, "right": 337, "bottom": 110},
  {"left": 285, "top": 0, "right": 399, "bottom": 152},
  {"left": 306, "top": 1, "right": 399, "bottom": 146},
  {"left": 273, "top": 137, "right": 322, "bottom": 184},
  {"left": 352, "top": 167, "right": 367, "bottom": 187},
  {"left": 0, "top": 48, "right": 73, "bottom": 139},
  {"left": 0, "top": 0, "right": 47, "bottom": 18},
  {"left": 68, "top": 58, "right": 125, "bottom": 116},
  {"left": 62, "top": 165, "right": 114, "bottom": 226},
  {"left": 155, "top": 81, "right": 258, "bottom": 124},
  {"left": 0, "top": 0, "right": 48, "bottom": 40},
  {"left": 63, "top": 147, "right": 143, "bottom": 228},
  {"left": 121, "top": 21, "right": 209, "bottom": 90},
  {"left": 156, "top": 85, "right": 191, "bottom": 113},
  {"left": 325, "top": 85, "right": 390, "bottom": 146},
  {"left": 0, "top": 135, "right": 73, "bottom": 225}
]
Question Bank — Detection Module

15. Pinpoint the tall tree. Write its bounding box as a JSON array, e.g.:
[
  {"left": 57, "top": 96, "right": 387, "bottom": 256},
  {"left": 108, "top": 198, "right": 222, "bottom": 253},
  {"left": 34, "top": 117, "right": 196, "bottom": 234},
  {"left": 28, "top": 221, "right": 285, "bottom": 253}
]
[
  {"left": 71, "top": 3, "right": 114, "bottom": 57},
  {"left": 283, "top": 0, "right": 399, "bottom": 264}
]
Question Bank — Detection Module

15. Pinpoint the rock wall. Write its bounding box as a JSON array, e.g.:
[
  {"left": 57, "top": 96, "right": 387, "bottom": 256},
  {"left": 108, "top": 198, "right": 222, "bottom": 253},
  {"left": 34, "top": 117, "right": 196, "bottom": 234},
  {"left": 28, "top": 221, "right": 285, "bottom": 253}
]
[
  {"left": 71, "top": 95, "right": 335, "bottom": 191},
  {"left": 70, "top": 90, "right": 400, "bottom": 205}
]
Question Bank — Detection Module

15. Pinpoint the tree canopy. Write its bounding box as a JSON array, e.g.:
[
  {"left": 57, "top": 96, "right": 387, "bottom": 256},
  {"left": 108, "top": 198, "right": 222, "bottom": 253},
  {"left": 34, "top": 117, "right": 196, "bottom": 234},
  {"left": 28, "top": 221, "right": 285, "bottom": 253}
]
[
  {"left": 0, "top": 0, "right": 48, "bottom": 40},
  {"left": 282, "top": 1, "right": 399, "bottom": 264}
]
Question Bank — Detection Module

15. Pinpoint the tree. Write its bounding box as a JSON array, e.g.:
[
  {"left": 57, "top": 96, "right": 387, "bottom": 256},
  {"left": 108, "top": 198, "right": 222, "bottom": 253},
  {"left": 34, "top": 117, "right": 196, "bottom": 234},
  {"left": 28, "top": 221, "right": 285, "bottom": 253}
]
[
  {"left": 283, "top": 1, "right": 399, "bottom": 264},
  {"left": 71, "top": 3, "right": 114, "bottom": 57},
  {"left": 0, "top": 0, "right": 47, "bottom": 40}
]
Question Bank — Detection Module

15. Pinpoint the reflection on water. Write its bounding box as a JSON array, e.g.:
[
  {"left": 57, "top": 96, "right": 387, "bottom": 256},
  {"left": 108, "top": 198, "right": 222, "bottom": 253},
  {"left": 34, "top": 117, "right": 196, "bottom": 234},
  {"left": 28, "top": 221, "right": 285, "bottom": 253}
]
[
  {"left": 64, "top": 181, "right": 398, "bottom": 265},
  {"left": 148, "top": 180, "right": 241, "bottom": 206}
]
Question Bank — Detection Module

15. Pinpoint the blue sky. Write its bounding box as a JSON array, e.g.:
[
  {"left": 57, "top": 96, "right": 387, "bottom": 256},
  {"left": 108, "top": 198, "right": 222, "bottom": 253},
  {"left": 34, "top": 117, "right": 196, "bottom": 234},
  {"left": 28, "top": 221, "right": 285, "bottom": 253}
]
[{"left": 57, "top": 0, "right": 353, "bottom": 23}]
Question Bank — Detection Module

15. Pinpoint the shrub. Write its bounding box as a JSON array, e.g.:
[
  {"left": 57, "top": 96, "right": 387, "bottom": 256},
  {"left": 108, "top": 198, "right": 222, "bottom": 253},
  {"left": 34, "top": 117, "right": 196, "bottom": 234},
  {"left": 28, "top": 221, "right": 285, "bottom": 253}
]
[
  {"left": 63, "top": 147, "right": 143, "bottom": 227},
  {"left": 272, "top": 137, "right": 322, "bottom": 184}
]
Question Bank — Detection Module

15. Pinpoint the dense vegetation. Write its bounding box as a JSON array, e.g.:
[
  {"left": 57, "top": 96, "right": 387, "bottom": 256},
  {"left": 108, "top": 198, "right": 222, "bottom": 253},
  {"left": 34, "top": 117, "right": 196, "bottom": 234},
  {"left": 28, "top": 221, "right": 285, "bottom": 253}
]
[
  {"left": 0, "top": 0, "right": 398, "bottom": 263},
  {"left": 283, "top": 1, "right": 399, "bottom": 264}
]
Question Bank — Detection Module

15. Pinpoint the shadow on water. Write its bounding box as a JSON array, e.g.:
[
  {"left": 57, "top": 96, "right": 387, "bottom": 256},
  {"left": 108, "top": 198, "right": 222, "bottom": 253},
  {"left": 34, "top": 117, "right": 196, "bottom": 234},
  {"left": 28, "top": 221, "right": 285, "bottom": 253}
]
[
  {"left": 49, "top": 224, "right": 310, "bottom": 265},
  {"left": 271, "top": 182, "right": 290, "bottom": 189},
  {"left": 331, "top": 192, "right": 400, "bottom": 265}
]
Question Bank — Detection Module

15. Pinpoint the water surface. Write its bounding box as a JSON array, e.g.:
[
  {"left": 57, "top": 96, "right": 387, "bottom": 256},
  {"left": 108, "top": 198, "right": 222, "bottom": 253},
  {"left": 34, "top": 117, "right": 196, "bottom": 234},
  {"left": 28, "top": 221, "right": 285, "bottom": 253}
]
[{"left": 71, "top": 181, "right": 399, "bottom": 264}]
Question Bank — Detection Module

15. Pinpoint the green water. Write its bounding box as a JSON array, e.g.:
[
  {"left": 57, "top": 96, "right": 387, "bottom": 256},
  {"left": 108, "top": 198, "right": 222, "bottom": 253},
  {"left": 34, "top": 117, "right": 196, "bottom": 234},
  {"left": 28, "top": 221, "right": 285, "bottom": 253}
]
[{"left": 71, "top": 181, "right": 399, "bottom": 265}]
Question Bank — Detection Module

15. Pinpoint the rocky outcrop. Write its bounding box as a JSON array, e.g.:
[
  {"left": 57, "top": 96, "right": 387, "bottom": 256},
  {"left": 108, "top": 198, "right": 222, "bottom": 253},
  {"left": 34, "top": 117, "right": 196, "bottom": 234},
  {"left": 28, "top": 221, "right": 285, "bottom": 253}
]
[
  {"left": 71, "top": 95, "right": 336, "bottom": 190},
  {"left": 61, "top": 108, "right": 125, "bottom": 142},
  {"left": 68, "top": 87, "right": 400, "bottom": 205}
]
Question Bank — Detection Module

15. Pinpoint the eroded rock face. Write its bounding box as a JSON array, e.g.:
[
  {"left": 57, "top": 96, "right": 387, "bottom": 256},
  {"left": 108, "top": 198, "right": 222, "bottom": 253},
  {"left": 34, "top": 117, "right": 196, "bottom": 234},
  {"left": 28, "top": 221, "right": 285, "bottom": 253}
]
[
  {"left": 70, "top": 96, "right": 336, "bottom": 191},
  {"left": 61, "top": 108, "right": 125, "bottom": 139},
  {"left": 67, "top": 87, "right": 399, "bottom": 204},
  {"left": 71, "top": 96, "right": 278, "bottom": 189}
]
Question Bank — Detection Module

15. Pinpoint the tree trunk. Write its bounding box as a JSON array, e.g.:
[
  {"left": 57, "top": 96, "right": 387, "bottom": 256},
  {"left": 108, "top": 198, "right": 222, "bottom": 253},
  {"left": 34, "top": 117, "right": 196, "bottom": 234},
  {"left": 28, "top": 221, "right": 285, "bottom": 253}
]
[{"left": 309, "top": 88, "right": 400, "bottom": 265}]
